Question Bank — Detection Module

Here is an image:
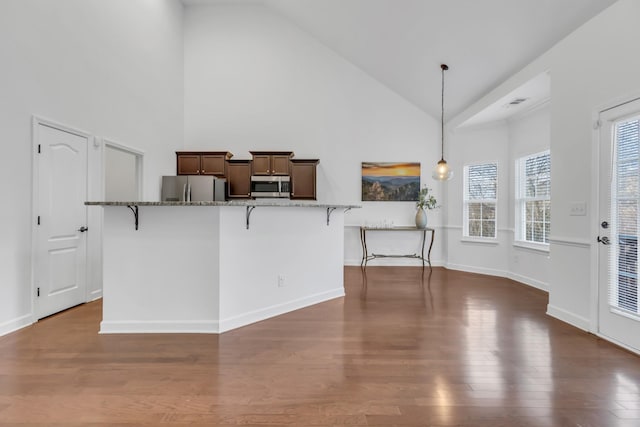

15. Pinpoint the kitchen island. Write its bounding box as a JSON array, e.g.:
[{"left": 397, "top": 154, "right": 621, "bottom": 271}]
[{"left": 86, "top": 200, "right": 359, "bottom": 334}]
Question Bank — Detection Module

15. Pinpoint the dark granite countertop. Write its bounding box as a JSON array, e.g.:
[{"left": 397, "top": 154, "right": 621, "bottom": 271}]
[{"left": 85, "top": 200, "right": 361, "bottom": 209}]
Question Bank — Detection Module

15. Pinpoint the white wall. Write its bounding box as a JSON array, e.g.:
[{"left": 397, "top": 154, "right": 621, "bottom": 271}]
[
  {"left": 547, "top": 0, "right": 640, "bottom": 330},
  {"left": 445, "top": 104, "right": 551, "bottom": 290},
  {"left": 218, "top": 206, "right": 345, "bottom": 332},
  {"left": 507, "top": 105, "right": 551, "bottom": 290},
  {"left": 0, "top": 0, "right": 184, "bottom": 335},
  {"left": 183, "top": 4, "right": 444, "bottom": 267},
  {"left": 447, "top": 0, "right": 640, "bottom": 332},
  {"left": 105, "top": 146, "right": 138, "bottom": 201},
  {"left": 101, "top": 205, "right": 346, "bottom": 333},
  {"left": 445, "top": 124, "right": 511, "bottom": 277}
]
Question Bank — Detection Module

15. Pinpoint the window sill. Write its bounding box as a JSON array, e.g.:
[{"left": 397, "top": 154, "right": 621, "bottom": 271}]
[
  {"left": 460, "top": 237, "right": 499, "bottom": 245},
  {"left": 513, "top": 240, "right": 550, "bottom": 253}
]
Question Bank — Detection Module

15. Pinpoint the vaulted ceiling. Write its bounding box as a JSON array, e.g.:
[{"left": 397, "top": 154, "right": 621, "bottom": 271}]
[{"left": 183, "top": 0, "right": 618, "bottom": 121}]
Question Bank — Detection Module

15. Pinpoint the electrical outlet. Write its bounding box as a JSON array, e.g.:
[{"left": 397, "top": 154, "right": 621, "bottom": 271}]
[
  {"left": 569, "top": 201, "right": 587, "bottom": 216},
  {"left": 278, "top": 275, "right": 286, "bottom": 287}
]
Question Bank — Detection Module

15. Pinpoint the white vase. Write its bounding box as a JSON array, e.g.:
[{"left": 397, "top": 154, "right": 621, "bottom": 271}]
[{"left": 415, "top": 208, "right": 427, "bottom": 229}]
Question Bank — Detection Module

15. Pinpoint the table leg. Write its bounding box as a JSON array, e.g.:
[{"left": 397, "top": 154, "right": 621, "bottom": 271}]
[
  {"left": 427, "top": 229, "right": 435, "bottom": 269},
  {"left": 360, "top": 227, "right": 368, "bottom": 269},
  {"left": 420, "top": 229, "right": 426, "bottom": 272}
]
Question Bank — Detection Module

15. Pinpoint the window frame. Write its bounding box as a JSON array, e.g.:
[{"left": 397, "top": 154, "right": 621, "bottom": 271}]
[
  {"left": 515, "top": 149, "right": 551, "bottom": 251},
  {"left": 463, "top": 161, "right": 498, "bottom": 241}
]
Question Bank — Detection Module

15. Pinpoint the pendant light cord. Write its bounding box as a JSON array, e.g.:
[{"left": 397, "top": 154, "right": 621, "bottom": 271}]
[{"left": 440, "top": 64, "right": 448, "bottom": 162}]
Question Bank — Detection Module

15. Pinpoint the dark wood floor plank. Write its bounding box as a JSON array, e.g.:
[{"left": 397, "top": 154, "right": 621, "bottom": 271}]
[{"left": 0, "top": 266, "right": 639, "bottom": 425}]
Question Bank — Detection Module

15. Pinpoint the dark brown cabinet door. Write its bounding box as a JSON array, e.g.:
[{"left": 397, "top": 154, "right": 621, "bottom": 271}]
[
  {"left": 227, "top": 161, "right": 252, "bottom": 199},
  {"left": 271, "top": 156, "right": 290, "bottom": 175},
  {"left": 177, "top": 152, "right": 233, "bottom": 175},
  {"left": 251, "top": 155, "right": 271, "bottom": 175},
  {"left": 250, "top": 151, "right": 294, "bottom": 175},
  {"left": 177, "top": 155, "right": 200, "bottom": 175},
  {"left": 201, "top": 155, "right": 226, "bottom": 176},
  {"left": 291, "top": 160, "right": 318, "bottom": 200}
]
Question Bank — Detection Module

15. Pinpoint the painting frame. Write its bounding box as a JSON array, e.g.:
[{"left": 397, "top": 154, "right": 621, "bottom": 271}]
[{"left": 361, "top": 162, "right": 420, "bottom": 201}]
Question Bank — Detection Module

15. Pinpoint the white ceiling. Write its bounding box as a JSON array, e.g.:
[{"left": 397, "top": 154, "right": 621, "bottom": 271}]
[
  {"left": 182, "top": 0, "right": 617, "bottom": 122},
  {"left": 460, "top": 71, "right": 551, "bottom": 128}
]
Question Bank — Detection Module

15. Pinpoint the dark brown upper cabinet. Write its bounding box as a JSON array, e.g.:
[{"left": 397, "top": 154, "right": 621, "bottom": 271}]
[
  {"left": 290, "top": 159, "right": 319, "bottom": 200},
  {"left": 226, "top": 160, "right": 252, "bottom": 199},
  {"left": 250, "top": 151, "right": 293, "bottom": 176},
  {"left": 176, "top": 151, "right": 233, "bottom": 176}
]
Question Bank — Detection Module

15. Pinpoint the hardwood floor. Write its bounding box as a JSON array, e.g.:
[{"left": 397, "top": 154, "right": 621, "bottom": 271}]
[{"left": 1, "top": 267, "right": 640, "bottom": 426}]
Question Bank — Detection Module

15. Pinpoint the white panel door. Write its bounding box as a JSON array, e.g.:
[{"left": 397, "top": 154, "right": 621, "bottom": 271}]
[
  {"left": 35, "top": 122, "right": 88, "bottom": 319},
  {"left": 598, "top": 98, "right": 640, "bottom": 352}
]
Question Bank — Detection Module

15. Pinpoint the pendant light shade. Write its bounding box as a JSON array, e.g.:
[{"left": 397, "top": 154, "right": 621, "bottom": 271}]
[{"left": 432, "top": 63, "right": 453, "bottom": 181}]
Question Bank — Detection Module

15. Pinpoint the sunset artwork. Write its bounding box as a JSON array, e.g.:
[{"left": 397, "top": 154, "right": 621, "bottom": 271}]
[{"left": 361, "top": 162, "right": 420, "bottom": 201}]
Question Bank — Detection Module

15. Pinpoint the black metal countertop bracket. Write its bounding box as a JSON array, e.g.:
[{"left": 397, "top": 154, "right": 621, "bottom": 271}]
[
  {"left": 246, "top": 206, "right": 256, "bottom": 230},
  {"left": 326, "top": 207, "right": 337, "bottom": 225},
  {"left": 126, "top": 205, "right": 139, "bottom": 230}
]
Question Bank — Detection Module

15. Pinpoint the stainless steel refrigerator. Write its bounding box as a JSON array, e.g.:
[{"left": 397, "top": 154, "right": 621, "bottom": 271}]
[{"left": 161, "top": 176, "right": 226, "bottom": 202}]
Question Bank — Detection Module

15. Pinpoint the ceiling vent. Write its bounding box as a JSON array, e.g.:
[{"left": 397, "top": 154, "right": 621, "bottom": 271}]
[{"left": 504, "top": 97, "right": 529, "bottom": 108}]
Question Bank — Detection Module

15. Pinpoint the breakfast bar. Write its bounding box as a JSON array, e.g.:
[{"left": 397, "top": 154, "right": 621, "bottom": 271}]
[{"left": 87, "top": 201, "right": 359, "bottom": 334}]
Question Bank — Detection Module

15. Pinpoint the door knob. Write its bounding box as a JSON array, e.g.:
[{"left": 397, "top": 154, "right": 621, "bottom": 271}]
[
  {"left": 78, "top": 226, "right": 88, "bottom": 232},
  {"left": 601, "top": 221, "right": 609, "bottom": 229},
  {"left": 597, "top": 236, "right": 610, "bottom": 245}
]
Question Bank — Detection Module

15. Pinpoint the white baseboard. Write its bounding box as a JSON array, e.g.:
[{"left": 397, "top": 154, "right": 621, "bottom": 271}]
[
  {"left": 100, "top": 320, "right": 219, "bottom": 334},
  {"left": 88, "top": 290, "right": 102, "bottom": 302},
  {"left": 593, "top": 332, "right": 640, "bottom": 356},
  {"left": 445, "top": 263, "right": 550, "bottom": 293},
  {"left": 0, "top": 314, "right": 34, "bottom": 337},
  {"left": 99, "top": 288, "right": 345, "bottom": 334},
  {"left": 218, "top": 288, "right": 345, "bottom": 333},
  {"left": 546, "top": 304, "right": 590, "bottom": 331},
  {"left": 344, "top": 258, "right": 444, "bottom": 267},
  {"left": 346, "top": 261, "right": 550, "bottom": 294},
  {"left": 445, "top": 262, "right": 508, "bottom": 278},
  {"left": 507, "top": 272, "right": 549, "bottom": 292}
]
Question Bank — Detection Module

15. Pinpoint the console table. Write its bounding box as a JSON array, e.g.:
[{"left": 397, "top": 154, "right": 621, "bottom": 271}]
[{"left": 359, "top": 226, "right": 434, "bottom": 271}]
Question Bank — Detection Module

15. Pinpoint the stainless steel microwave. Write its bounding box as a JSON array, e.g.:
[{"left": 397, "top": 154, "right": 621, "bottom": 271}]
[{"left": 250, "top": 175, "right": 290, "bottom": 198}]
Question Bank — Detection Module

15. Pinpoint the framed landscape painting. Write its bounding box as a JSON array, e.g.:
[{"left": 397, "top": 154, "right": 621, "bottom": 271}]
[{"left": 361, "top": 162, "right": 420, "bottom": 201}]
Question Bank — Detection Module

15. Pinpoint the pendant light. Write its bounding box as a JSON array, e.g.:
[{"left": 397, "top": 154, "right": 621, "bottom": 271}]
[{"left": 432, "top": 63, "right": 453, "bottom": 181}]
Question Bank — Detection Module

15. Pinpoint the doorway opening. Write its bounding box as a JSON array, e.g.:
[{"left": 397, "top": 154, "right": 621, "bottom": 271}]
[{"left": 103, "top": 140, "right": 144, "bottom": 201}]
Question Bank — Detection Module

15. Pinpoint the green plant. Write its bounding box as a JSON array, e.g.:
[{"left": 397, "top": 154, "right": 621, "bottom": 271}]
[{"left": 416, "top": 187, "right": 438, "bottom": 210}]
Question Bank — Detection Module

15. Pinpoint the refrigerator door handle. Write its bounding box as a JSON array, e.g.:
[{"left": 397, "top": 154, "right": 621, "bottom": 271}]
[
  {"left": 187, "top": 183, "right": 192, "bottom": 202},
  {"left": 182, "top": 183, "right": 187, "bottom": 202}
]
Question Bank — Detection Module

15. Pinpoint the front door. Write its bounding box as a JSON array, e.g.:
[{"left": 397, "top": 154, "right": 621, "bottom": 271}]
[
  {"left": 598, "top": 98, "right": 640, "bottom": 352},
  {"left": 34, "top": 119, "right": 89, "bottom": 319}
]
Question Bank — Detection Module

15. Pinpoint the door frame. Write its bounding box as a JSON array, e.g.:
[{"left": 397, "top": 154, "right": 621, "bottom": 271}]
[
  {"left": 31, "top": 115, "right": 93, "bottom": 322},
  {"left": 591, "top": 93, "right": 640, "bottom": 350},
  {"left": 102, "top": 138, "right": 145, "bottom": 201}
]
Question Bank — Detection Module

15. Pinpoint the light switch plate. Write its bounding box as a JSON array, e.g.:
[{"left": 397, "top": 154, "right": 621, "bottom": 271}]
[{"left": 569, "top": 201, "right": 587, "bottom": 216}]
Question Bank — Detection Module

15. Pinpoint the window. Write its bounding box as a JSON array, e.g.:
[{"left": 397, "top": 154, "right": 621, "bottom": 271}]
[
  {"left": 516, "top": 150, "right": 551, "bottom": 245},
  {"left": 612, "top": 117, "right": 639, "bottom": 314},
  {"left": 464, "top": 162, "right": 497, "bottom": 239}
]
